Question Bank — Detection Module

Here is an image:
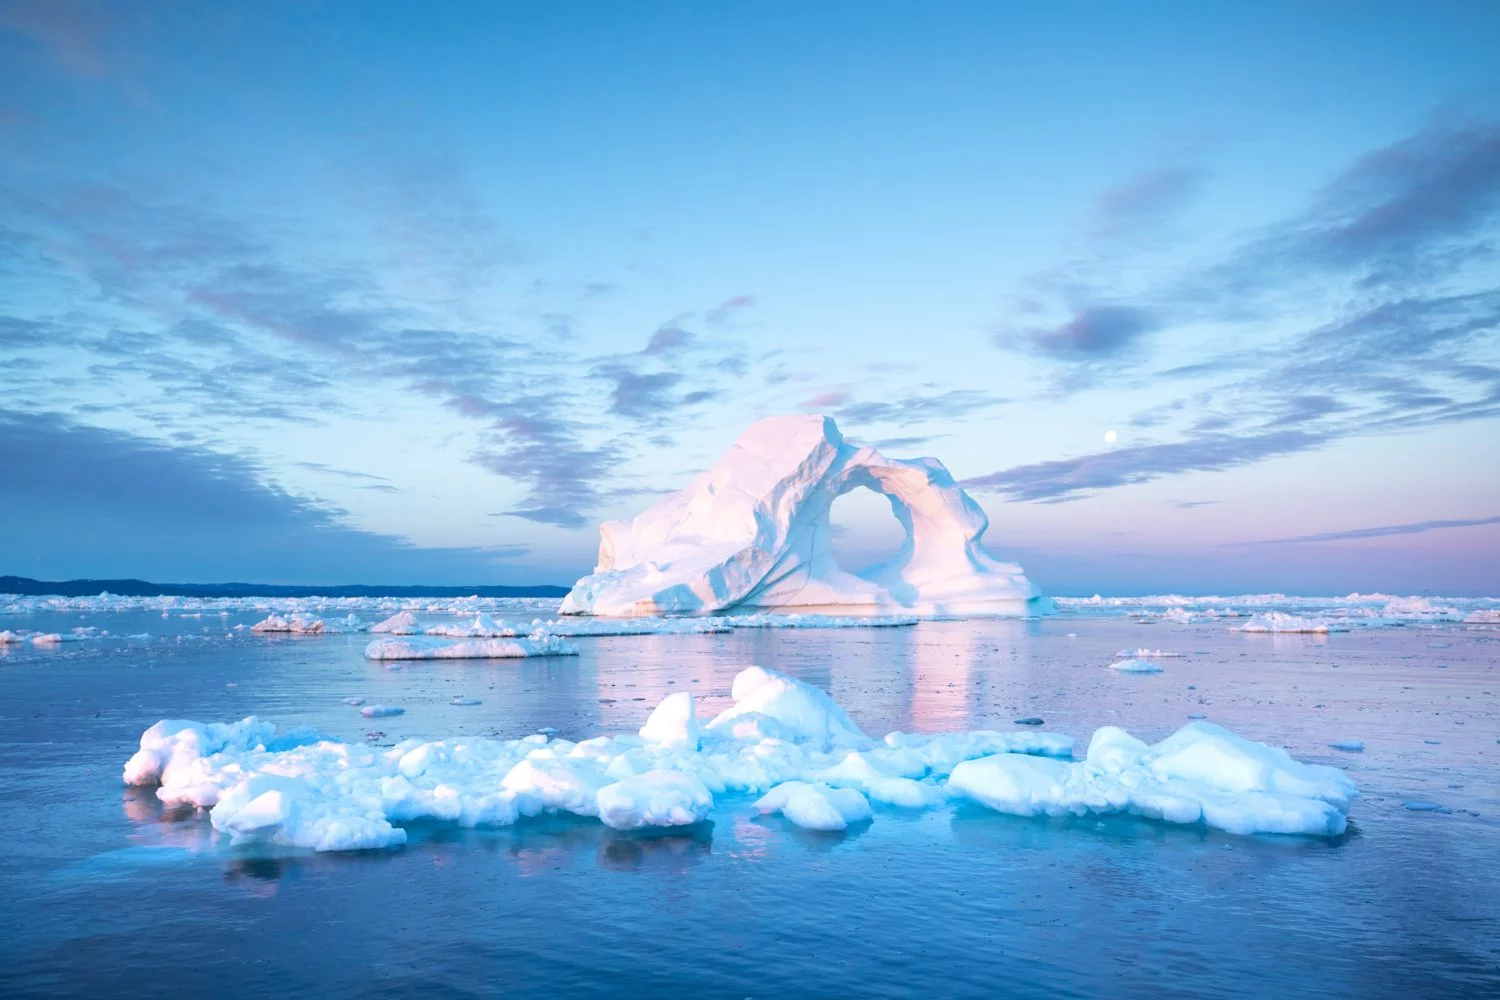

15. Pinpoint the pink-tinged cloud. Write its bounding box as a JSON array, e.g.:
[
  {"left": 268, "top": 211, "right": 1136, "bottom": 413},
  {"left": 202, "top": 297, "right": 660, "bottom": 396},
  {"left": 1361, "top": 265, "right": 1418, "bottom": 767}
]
[{"left": 0, "top": 0, "right": 110, "bottom": 78}]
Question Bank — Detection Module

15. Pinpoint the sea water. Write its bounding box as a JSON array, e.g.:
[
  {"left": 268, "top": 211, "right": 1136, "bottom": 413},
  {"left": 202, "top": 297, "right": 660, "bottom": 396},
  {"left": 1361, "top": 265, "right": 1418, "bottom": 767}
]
[{"left": 1, "top": 602, "right": 1497, "bottom": 997}]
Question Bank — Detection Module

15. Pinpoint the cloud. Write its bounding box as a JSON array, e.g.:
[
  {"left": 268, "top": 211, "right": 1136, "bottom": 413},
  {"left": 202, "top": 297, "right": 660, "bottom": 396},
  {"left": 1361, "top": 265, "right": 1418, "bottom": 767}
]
[
  {"left": 1091, "top": 166, "right": 1206, "bottom": 238},
  {"left": 0, "top": 410, "right": 532, "bottom": 583},
  {"left": 0, "top": 0, "right": 111, "bottom": 78},
  {"left": 800, "top": 391, "right": 847, "bottom": 409},
  {"left": 1001, "top": 304, "right": 1158, "bottom": 360},
  {"left": 642, "top": 325, "right": 694, "bottom": 355},
  {"left": 976, "top": 116, "right": 1500, "bottom": 500},
  {"left": 964, "top": 428, "right": 1328, "bottom": 502},
  {"left": 1228, "top": 515, "right": 1500, "bottom": 546},
  {"left": 836, "top": 389, "right": 1005, "bottom": 427},
  {"left": 1172, "top": 499, "right": 1219, "bottom": 509},
  {"left": 593, "top": 363, "right": 685, "bottom": 420},
  {"left": 705, "top": 294, "right": 755, "bottom": 326}
]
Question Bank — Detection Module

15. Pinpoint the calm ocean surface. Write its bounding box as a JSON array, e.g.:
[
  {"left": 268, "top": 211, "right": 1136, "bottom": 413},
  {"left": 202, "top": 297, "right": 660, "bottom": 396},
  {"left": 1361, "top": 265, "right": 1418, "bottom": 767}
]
[{"left": 1, "top": 606, "right": 1497, "bottom": 998}]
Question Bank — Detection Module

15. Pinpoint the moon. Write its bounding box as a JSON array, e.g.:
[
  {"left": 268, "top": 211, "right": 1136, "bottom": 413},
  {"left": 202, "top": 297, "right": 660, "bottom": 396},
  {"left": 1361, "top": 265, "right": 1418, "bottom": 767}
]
[{"left": 1104, "top": 429, "right": 1118, "bottom": 444}]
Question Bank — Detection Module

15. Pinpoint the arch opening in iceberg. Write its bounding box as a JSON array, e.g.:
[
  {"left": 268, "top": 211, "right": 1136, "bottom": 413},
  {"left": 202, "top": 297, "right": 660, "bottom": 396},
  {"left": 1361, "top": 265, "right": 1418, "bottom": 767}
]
[
  {"left": 560, "top": 414, "right": 1051, "bottom": 617},
  {"left": 826, "top": 483, "right": 907, "bottom": 578}
]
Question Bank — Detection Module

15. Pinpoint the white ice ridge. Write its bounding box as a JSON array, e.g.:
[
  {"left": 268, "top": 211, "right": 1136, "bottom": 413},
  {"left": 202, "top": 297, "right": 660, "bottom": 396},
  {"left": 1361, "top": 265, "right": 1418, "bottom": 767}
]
[
  {"left": 123, "top": 667, "right": 1356, "bottom": 852},
  {"left": 560, "top": 414, "right": 1049, "bottom": 617},
  {"left": 363, "top": 634, "right": 580, "bottom": 660},
  {"left": 1229, "top": 613, "right": 1350, "bottom": 634}
]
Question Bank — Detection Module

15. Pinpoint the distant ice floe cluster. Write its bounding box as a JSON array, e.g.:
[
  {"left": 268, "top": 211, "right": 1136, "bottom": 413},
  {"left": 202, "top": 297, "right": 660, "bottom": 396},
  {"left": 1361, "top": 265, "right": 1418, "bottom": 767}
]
[
  {"left": 1057, "top": 593, "right": 1500, "bottom": 632},
  {"left": 351, "top": 610, "right": 919, "bottom": 659},
  {"left": 122, "top": 666, "right": 1358, "bottom": 851}
]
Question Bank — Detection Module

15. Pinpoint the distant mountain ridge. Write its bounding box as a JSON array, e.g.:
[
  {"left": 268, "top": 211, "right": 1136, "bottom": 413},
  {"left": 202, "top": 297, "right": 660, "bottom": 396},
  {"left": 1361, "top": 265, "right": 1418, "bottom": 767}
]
[{"left": 0, "top": 575, "right": 569, "bottom": 599}]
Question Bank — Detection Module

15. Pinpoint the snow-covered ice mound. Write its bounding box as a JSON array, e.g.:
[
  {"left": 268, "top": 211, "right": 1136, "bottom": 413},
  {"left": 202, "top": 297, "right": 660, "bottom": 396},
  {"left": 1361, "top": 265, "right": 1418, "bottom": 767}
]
[
  {"left": 561, "top": 414, "right": 1049, "bottom": 617},
  {"left": 251, "top": 614, "right": 329, "bottom": 635},
  {"left": 425, "top": 613, "right": 515, "bottom": 638},
  {"left": 370, "top": 611, "right": 421, "bottom": 634},
  {"left": 948, "top": 724, "right": 1357, "bottom": 836},
  {"left": 123, "top": 668, "right": 1356, "bottom": 852},
  {"left": 363, "top": 634, "right": 580, "bottom": 660},
  {"left": 1230, "top": 613, "right": 1348, "bottom": 634},
  {"left": 1108, "top": 658, "right": 1164, "bottom": 673}
]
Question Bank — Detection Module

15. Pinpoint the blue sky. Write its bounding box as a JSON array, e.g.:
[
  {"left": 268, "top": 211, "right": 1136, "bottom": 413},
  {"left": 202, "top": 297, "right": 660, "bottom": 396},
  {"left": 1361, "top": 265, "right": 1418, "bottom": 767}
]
[{"left": 1, "top": 0, "right": 1498, "bottom": 594}]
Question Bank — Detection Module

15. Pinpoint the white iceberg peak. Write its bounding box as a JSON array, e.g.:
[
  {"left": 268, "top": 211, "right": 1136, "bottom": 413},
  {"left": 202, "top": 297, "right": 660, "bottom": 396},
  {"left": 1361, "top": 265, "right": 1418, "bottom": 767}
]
[{"left": 561, "top": 414, "right": 1049, "bottom": 617}]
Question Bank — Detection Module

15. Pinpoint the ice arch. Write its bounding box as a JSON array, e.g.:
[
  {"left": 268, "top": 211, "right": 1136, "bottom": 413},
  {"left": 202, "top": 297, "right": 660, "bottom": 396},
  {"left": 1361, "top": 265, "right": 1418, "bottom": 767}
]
[{"left": 560, "top": 414, "right": 1051, "bottom": 617}]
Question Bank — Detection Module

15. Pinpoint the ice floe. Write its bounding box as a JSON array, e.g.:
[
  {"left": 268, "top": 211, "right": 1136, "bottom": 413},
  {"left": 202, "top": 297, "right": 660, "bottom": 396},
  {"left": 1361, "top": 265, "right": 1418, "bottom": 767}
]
[
  {"left": 122, "top": 667, "right": 1356, "bottom": 852},
  {"left": 949, "top": 724, "right": 1357, "bottom": 836},
  {"left": 251, "top": 614, "right": 328, "bottom": 634},
  {"left": 726, "top": 612, "right": 919, "bottom": 629},
  {"left": 755, "top": 781, "right": 872, "bottom": 831},
  {"left": 370, "top": 611, "right": 421, "bottom": 634},
  {"left": 1108, "top": 658, "right": 1165, "bottom": 673},
  {"left": 425, "top": 613, "right": 515, "bottom": 638},
  {"left": 362, "top": 634, "right": 580, "bottom": 660},
  {"left": 1058, "top": 592, "right": 1498, "bottom": 628},
  {"left": 1229, "top": 613, "right": 1349, "bottom": 634}
]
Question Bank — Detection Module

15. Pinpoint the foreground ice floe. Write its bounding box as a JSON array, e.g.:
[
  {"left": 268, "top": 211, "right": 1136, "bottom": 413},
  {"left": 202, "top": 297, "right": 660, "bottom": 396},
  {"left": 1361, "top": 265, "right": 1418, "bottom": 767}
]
[
  {"left": 948, "top": 724, "right": 1355, "bottom": 836},
  {"left": 123, "top": 667, "right": 1357, "bottom": 851},
  {"left": 363, "top": 634, "right": 580, "bottom": 660}
]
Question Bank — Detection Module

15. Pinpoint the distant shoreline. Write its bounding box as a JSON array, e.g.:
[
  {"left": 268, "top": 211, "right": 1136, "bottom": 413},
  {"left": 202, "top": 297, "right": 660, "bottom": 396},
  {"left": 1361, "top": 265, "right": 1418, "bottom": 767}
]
[{"left": 0, "top": 575, "right": 569, "bottom": 599}]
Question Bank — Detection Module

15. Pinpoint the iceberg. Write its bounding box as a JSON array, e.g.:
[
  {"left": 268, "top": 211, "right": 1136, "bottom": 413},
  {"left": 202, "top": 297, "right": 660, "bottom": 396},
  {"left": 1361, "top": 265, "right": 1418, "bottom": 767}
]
[
  {"left": 122, "top": 667, "right": 1355, "bottom": 852},
  {"left": 560, "top": 414, "right": 1048, "bottom": 617}
]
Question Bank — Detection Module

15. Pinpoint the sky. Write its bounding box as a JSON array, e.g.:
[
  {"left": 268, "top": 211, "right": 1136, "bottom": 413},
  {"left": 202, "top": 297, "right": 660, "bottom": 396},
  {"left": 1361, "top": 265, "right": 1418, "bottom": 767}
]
[{"left": 1, "top": 0, "right": 1498, "bottom": 596}]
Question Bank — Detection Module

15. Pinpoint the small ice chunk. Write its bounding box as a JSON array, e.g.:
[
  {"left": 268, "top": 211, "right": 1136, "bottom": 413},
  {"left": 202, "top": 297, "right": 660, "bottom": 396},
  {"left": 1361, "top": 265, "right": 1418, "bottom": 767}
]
[
  {"left": 1013, "top": 717, "right": 1045, "bottom": 726},
  {"left": 370, "top": 611, "right": 421, "bottom": 634},
  {"left": 451, "top": 697, "right": 482, "bottom": 707},
  {"left": 343, "top": 697, "right": 366, "bottom": 706},
  {"left": 1403, "top": 801, "right": 1449, "bottom": 813},
  {"left": 1327, "top": 741, "right": 1364, "bottom": 752},
  {"left": 596, "top": 769, "right": 713, "bottom": 830},
  {"left": 360, "top": 705, "right": 404, "bottom": 718},
  {"left": 705, "top": 666, "right": 870, "bottom": 751},
  {"left": 1109, "top": 658, "right": 1164, "bottom": 674},
  {"left": 639, "top": 692, "right": 699, "bottom": 750},
  {"left": 755, "top": 781, "right": 872, "bottom": 831}
]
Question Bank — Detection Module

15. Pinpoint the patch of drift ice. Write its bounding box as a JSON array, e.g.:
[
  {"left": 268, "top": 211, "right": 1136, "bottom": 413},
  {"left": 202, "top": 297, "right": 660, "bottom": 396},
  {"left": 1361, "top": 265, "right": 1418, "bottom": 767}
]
[
  {"left": 525, "top": 616, "right": 732, "bottom": 637},
  {"left": 755, "top": 781, "right": 872, "bottom": 831},
  {"left": 124, "top": 668, "right": 1357, "bottom": 852},
  {"left": 424, "top": 613, "right": 515, "bottom": 638},
  {"left": 1229, "top": 613, "right": 1349, "bottom": 634},
  {"left": 1059, "top": 592, "right": 1498, "bottom": 628},
  {"left": 726, "top": 613, "right": 919, "bottom": 629},
  {"left": 363, "top": 634, "right": 580, "bottom": 660},
  {"left": 1108, "top": 658, "right": 1164, "bottom": 674},
  {"left": 251, "top": 614, "right": 326, "bottom": 635},
  {"left": 370, "top": 611, "right": 421, "bottom": 634},
  {"left": 949, "top": 724, "right": 1357, "bottom": 836},
  {"left": 561, "top": 414, "right": 1049, "bottom": 617}
]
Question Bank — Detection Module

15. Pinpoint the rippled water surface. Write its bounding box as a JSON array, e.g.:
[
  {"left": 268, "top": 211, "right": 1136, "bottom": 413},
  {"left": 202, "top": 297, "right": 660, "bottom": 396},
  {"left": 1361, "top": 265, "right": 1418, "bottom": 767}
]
[{"left": 2, "top": 606, "right": 1498, "bottom": 998}]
